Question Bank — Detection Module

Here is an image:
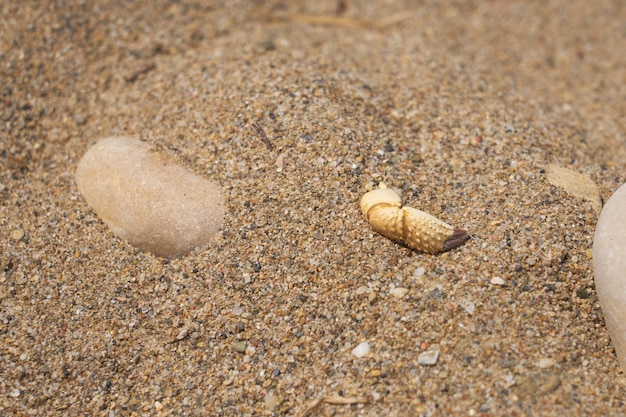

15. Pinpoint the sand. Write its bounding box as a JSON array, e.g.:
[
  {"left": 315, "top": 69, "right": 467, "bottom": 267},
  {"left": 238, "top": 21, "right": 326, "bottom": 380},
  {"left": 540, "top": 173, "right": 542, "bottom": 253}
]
[{"left": 1, "top": 1, "right": 626, "bottom": 415}]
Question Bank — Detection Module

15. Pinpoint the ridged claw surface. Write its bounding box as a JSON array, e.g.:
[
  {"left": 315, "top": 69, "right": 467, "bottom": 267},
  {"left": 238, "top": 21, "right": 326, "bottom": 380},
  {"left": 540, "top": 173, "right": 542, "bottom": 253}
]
[{"left": 360, "top": 188, "right": 468, "bottom": 254}]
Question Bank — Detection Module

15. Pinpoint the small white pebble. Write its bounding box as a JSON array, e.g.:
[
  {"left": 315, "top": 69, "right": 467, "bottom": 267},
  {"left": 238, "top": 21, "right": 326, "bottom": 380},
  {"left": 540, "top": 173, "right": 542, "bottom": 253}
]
[
  {"left": 176, "top": 328, "right": 189, "bottom": 340},
  {"left": 459, "top": 298, "right": 475, "bottom": 315},
  {"left": 414, "top": 267, "right": 426, "bottom": 277},
  {"left": 356, "top": 286, "right": 369, "bottom": 295},
  {"left": 418, "top": 349, "right": 439, "bottom": 365},
  {"left": 275, "top": 153, "right": 285, "bottom": 172},
  {"left": 490, "top": 276, "right": 506, "bottom": 285},
  {"left": 232, "top": 305, "right": 243, "bottom": 316},
  {"left": 390, "top": 287, "right": 409, "bottom": 298},
  {"left": 537, "top": 357, "right": 556, "bottom": 368},
  {"left": 265, "top": 392, "right": 280, "bottom": 410},
  {"left": 351, "top": 341, "right": 370, "bottom": 358}
]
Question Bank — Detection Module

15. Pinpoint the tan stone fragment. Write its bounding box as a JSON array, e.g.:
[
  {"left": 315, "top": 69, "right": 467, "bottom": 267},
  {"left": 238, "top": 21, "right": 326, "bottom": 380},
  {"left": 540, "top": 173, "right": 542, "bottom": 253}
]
[{"left": 546, "top": 164, "right": 601, "bottom": 214}]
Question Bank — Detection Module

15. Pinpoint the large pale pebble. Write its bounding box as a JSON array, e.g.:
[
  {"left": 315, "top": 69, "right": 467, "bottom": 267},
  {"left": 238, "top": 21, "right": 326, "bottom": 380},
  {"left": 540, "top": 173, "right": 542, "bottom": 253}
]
[
  {"left": 75, "top": 137, "right": 224, "bottom": 258},
  {"left": 593, "top": 182, "right": 626, "bottom": 369}
]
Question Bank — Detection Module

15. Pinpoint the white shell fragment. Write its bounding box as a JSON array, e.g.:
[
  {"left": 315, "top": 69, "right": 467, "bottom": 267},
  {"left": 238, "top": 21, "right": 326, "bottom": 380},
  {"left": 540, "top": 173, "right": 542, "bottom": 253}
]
[
  {"left": 360, "top": 188, "right": 468, "bottom": 254},
  {"left": 417, "top": 349, "right": 439, "bottom": 365},
  {"left": 593, "top": 182, "right": 626, "bottom": 370},
  {"left": 75, "top": 137, "right": 224, "bottom": 258}
]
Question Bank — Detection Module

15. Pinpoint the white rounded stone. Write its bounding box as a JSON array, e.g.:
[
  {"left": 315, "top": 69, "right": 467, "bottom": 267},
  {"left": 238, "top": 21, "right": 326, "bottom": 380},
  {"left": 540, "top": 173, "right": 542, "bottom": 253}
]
[
  {"left": 593, "top": 182, "right": 626, "bottom": 370},
  {"left": 417, "top": 349, "right": 439, "bottom": 366},
  {"left": 390, "top": 287, "right": 409, "bottom": 298},
  {"left": 75, "top": 137, "right": 224, "bottom": 258},
  {"left": 351, "top": 341, "right": 370, "bottom": 358}
]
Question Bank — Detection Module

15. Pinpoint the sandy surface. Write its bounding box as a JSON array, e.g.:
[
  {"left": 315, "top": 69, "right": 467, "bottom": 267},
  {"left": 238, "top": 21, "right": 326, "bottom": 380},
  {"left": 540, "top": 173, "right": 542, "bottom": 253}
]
[{"left": 2, "top": 1, "right": 626, "bottom": 415}]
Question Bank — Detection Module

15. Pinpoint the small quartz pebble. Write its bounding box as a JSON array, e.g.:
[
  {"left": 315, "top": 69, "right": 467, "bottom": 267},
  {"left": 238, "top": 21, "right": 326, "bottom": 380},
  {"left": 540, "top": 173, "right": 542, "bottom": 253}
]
[
  {"left": 351, "top": 341, "right": 370, "bottom": 358},
  {"left": 75, "top": 137, "right": 224, "bottom": 258},
  {"left": 175, "top": 328, "right": 189, "bottom": 341},
  {"left": 537, "top": 358, "right": 556, "bottom": 369},
  {"left": 356, "top": 286, "right": 369, "bottom": 295},
  {"left": 265, "top": 393, "right": 280, "bottom": 410},
  {"left": 593, "top": 182, "right": 626, "bottom": 370},
  {"left": 390, "top": 287, "right": 409, "bottom": 298},
  {"left": 459, "top": 298, "right": 475, "bottom": 315},
  {"left": 490, "top": 276, "right": 505, "bottom": 285},
  {"left": 418, "top": 349, "right": 439, "bottom": 365}
]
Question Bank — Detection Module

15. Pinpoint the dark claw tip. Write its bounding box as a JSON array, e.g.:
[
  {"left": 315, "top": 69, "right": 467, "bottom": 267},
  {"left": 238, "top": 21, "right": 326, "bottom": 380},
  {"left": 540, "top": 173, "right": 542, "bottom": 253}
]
[{"left": 441, "top": 228, "right": 469, "bottom": 252}]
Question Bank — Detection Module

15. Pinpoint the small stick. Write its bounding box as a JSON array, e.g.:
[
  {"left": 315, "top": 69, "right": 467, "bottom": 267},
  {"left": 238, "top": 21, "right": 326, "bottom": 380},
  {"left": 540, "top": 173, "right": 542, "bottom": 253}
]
[
  {"left": 124, "top": 62, "right": 156, "bottom": 83},
  {"left": 270, "top": 12, "right": 413, "bottom": 30},
  {"left": 252, "top": 123, "right": 274, "bottom": 152},
  {"left": 298, "top": 395, "right": 369, "bottom": 417}
]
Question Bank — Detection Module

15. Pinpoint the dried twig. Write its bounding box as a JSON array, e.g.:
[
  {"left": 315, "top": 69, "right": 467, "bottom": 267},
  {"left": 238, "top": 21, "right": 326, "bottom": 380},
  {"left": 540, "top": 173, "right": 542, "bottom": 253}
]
[
  {"left": 269, "top": 12, "right": 413, "bottom": 30},
  {"left": 252, "top": 123, "right": 274, "bottom": 152},
  {"left": 124, "top": 62, "right": 156, "bottom": 83},
  {"left": 298, "top": 395, "right": 369, "bottom": 417}
]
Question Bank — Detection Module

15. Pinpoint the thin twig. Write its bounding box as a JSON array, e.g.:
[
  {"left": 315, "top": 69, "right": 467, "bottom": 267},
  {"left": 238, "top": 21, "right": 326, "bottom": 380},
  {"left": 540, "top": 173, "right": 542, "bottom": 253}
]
[
  {"left": 252, "top": 123, "right": 274, "bottom": 152},
  {"left": 124, "top": 62, "right": 156, "bottom": 83},
  {"left": 268, "top": 12, "right": 413, "bottom": 30},
  {"left": 298, "top": 395, "right": 369, "bottom": 417}
]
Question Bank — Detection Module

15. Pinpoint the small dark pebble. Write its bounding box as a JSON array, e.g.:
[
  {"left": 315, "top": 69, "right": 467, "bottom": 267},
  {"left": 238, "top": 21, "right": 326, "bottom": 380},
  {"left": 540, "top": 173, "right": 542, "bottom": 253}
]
[
  {"left": 576, "top": 288, "right": 590, "bottom": 299},
  {"left": 429, "top": 288, "right": 445, "bottom": 299},
  {"left": 236, "top": 322, "right": 245, "bottom": 333}
]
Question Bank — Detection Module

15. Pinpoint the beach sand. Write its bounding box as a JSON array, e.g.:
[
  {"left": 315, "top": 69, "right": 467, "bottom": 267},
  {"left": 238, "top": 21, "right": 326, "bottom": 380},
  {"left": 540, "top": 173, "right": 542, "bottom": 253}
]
[{"left": 1, "top": 1, "right": 626, "bottom": 415}]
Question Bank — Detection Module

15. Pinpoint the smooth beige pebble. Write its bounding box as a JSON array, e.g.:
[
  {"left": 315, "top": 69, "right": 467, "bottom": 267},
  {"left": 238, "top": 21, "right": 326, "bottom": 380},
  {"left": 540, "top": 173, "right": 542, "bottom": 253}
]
[{"left": 75, "top": 136, "right": 224, "bottom": 258}]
